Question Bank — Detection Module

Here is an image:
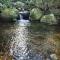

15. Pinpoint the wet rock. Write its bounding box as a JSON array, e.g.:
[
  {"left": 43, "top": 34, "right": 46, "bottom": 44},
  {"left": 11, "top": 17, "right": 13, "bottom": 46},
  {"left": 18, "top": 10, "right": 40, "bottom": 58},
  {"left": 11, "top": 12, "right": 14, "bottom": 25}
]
[
  {"left": 50, "top": 54, "right": 58, "bottom": 60},
  {"left": 30, "top": 8, "right": 43, "bottom": 20},
  {"left": 46, "top": 58, "right": 50, "bottom": 60},
  {"left": 41, "top": 14, "right": 57, "bottom": 25}
]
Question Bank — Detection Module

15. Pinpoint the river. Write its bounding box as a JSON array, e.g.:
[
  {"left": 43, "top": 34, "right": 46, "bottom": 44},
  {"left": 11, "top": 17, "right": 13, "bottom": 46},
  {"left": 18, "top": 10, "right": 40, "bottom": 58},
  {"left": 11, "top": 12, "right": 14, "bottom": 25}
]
[{"left": 0, "top": 20, "right": 60, "bottom": 60}]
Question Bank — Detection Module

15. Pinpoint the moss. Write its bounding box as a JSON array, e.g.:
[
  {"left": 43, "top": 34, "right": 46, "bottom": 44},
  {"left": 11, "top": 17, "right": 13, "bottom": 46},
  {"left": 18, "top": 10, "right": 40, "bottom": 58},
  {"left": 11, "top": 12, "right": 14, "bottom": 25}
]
[
  {"left": 41, "top": 14, "right": 57, "bottom": 25},
  {"left": 30, "top": 8, "right": 43, "bottom": 20},
  {"left": 1, "top": 8, "right": 18, "bottom": 21}
]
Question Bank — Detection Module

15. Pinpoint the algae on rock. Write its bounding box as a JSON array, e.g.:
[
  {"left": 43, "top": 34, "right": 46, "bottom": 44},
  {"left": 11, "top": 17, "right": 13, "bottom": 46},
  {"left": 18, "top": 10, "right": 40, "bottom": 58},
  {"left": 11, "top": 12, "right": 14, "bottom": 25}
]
[
  {"left": 41, "top": 14, "right": 57, "bottom": 25},
  {"left": 30, "top": 8, "right": 43, "bottom": 20}
]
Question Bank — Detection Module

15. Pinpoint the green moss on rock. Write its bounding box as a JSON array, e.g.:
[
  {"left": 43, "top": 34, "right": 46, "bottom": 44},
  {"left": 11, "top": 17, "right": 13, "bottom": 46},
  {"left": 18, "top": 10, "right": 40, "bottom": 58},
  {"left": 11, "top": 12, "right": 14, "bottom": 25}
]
[
  {"left": 30, "top": 8, "right": 43, "bottom": 20},
  {"left": 1, "top": 8, "right": 18, "bottom": 21},
  {"left": 41, "top": 14, "right": 57, "bottom": 25}
]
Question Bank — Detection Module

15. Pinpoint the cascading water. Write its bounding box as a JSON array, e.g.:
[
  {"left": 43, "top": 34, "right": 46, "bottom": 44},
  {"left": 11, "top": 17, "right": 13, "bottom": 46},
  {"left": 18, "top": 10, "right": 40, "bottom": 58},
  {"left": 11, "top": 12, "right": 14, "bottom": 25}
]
[
  {"left": 0, "top": 9, "right": 58, "bottom": 60},
  {"left": 18, "top": 10, "right": 30, "bottom": 26},
  {"left": 10, "top": 11, "right": 31, "bottom": 60},
  {"left": 20, "top": 13, "right": 23, "bottom": 20}
]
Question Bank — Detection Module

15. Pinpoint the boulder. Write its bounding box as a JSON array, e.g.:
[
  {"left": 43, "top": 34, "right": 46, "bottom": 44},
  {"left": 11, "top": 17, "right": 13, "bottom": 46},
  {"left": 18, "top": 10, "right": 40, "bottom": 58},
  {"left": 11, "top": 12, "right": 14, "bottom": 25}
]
[
  {"left": 41, "top": 14, "right": 57, "bottom": 25},
  {"left": 0, "top": 8, "right": 18, "bottom": 22},
  {"left": 30, "top": 8, "right": 43, "bottom": 20},
  {"left": 50, "top": 54, "right": 58, "bottom": 60}
]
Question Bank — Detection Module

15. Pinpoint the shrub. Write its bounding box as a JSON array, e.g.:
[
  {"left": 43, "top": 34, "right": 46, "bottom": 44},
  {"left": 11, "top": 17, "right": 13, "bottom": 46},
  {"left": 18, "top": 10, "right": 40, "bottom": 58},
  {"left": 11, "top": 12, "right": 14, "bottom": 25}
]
[{"left": 13, "top": 1, "right": 25, "bottom": 10}]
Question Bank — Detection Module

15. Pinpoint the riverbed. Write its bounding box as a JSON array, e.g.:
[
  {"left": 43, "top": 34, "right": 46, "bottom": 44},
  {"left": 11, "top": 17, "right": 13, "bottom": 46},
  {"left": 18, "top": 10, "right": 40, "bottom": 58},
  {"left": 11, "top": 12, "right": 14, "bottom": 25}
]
[{"left": 0, "top": 20, "right": 60, "bottom": 60}]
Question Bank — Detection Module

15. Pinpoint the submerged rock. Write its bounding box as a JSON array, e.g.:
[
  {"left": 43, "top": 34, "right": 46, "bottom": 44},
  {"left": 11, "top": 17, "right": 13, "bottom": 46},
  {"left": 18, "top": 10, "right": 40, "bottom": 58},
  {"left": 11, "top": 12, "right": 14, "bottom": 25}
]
[
  {"left": 41, "top": 14, "right": 57, "bottom": 25},
  {"left": 50, "top": 54, "right": 58, "bottom": 60},
  {"left": 30, "top": 8, "right": 43, "bottom": 20}
]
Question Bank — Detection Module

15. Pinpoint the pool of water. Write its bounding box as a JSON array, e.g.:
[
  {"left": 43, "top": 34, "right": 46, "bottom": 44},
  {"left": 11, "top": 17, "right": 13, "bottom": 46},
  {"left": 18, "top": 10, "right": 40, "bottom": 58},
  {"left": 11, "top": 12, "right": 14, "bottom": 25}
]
[{"left": 0, "top": 20, "right": 60, "bottom": 60}]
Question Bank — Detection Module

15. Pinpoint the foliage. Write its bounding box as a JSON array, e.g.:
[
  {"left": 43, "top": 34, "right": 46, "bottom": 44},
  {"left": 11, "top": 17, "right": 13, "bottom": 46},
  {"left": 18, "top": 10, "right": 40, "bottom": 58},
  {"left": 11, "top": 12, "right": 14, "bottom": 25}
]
[
  {"left": 0, "top": 0, "right": 12, "bottom": 8},
  {"left": 0, "top": 3, "right": 3, "bottom": 12},
  {"left": 13, "top": 1, "right": 25, "bottom": 10},
  {"left": 27, "top": 0, "right": 60, "bottom": 8},
  {"left": 0, "top": 3, "right": 7, "bottom": 12},
  {"left": 0, "top": 0, "right": 60, "bottom": 22},
  {"left": 26, "top": 0, "right": 60, "bottom": 14}
]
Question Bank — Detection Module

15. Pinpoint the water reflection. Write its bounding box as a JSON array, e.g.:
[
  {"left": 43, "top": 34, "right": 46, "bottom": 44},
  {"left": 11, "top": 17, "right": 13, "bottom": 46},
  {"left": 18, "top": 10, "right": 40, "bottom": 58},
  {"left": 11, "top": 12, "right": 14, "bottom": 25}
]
[
  {"left": 10, "top": 20, "right": 30, "bottom": 60},
  {"left": 0, "top": 21, "right": 60, "bottom": 60}
]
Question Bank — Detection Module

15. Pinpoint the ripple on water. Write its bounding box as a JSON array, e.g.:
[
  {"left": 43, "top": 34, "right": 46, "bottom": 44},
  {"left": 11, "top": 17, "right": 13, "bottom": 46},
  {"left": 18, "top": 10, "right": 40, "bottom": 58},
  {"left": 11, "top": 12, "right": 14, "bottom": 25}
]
[{"left": 0, "top": 22, "right": 60, "bottom": 60}]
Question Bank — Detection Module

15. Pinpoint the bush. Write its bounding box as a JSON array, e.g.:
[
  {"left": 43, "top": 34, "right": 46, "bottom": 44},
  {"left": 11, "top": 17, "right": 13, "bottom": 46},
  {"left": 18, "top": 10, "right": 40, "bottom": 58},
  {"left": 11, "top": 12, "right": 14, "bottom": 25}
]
[
  {"left": 13, "top": 1, "right": 25, "bottom": 10},
  {"left": 0, "top": 3, "right": 7, "bottom": 13},
  {"left": 0, "top": 3, "right": 3, "bottom": 12},
  {"left": 30, "top": 8, "right": 43, "bottom": 20}
]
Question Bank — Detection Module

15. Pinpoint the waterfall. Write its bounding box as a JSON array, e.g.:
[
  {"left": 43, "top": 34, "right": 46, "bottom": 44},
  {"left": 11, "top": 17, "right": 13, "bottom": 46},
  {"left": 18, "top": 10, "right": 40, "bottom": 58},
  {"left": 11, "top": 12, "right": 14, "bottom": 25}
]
[
  {"left": 18, "top": 11, "right": 30, "bottom": 26},
  {"left": 19, "top": 10, "right": 29, "bottom": 20},
  {"left": 20, "top": 14, "right": 23, "bottom": 20}
]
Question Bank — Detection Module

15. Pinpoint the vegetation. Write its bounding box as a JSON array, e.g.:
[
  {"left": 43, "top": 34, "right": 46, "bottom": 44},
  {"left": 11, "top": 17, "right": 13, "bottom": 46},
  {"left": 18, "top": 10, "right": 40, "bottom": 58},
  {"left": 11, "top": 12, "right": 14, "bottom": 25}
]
[
  {"left": 0, "top": 0, "right": 12, "bottom": 8},
  {"left": 0, "top": 0, "right": 19, "bottom": 22},
  {"left": 0, "top": 0, "right": 60, "bottom": 23},
  {"left": 0, "top": 0, "right": 60, "bottom": 60},
  {"left": 13, "top": 1, "right": 25, "bottom": 10},
  {"left": 1, "top": 8, "right": 18, "bottom": 19}
]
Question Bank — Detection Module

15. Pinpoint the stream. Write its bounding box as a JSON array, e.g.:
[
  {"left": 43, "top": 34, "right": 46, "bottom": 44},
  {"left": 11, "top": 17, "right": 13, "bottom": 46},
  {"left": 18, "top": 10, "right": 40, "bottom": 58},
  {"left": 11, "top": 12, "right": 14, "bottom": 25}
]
[{"left": 0, "top": 11, "right": 60, "bottom": 60}]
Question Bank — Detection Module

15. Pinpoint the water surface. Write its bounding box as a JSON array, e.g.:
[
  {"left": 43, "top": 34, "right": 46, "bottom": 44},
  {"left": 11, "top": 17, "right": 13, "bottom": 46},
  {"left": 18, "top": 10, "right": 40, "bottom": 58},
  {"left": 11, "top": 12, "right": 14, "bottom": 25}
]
[{"left": 0, "top": 20, "right": 60, "bottom": 60}]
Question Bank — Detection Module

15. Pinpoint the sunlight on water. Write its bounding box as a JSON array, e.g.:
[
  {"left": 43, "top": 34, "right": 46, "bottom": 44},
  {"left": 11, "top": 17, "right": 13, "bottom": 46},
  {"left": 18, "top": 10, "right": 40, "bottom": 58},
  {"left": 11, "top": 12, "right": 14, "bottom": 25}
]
[
  {"left": 18, "top": 20, "right": 30, "bottom": 26},
  {"left": 0, "top": 20, "right": 60, "bottom": 60},
  {"left": 10, "top": 20, "right": 29, "bottom": 60}
]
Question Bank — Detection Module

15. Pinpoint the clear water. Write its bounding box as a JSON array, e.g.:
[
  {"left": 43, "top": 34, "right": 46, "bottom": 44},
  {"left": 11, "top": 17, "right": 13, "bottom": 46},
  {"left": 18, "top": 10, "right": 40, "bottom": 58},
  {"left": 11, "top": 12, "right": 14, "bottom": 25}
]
[{"left": 0, "top": 20, "right": 60, "bottom": 60}]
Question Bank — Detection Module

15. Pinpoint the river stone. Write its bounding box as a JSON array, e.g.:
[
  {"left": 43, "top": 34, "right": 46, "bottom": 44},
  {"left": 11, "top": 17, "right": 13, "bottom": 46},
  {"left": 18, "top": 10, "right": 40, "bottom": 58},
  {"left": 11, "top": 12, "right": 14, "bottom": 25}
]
[
  {"left": 40, "top": 14, "right": 57, "bottom": 25},
  {"left": 30, "top": 8, "right": 43, "bottom": 20},
  {"left": 50, "top": 54, "right": 58, "bottom": 60}
]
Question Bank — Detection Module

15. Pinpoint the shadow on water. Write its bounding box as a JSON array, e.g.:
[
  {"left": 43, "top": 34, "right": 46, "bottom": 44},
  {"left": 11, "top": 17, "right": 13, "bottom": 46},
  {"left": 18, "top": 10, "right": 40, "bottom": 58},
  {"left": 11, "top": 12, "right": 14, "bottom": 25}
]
[{"left": 0, "top": 18, "right": 60, "bottom": 60}]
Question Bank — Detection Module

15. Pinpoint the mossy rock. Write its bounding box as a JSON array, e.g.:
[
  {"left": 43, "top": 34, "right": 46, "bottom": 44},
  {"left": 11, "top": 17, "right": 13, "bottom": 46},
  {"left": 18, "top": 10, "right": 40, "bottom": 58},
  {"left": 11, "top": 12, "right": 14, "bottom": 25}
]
[
  {"left": 1, "top": 8, "right": 18, "bottom": 22},
  {"left": 41, "top": 14, "right": 57, "bottom": 25},
  {"left": 30, "top": 8, "right": 43, "bottom": 20}
]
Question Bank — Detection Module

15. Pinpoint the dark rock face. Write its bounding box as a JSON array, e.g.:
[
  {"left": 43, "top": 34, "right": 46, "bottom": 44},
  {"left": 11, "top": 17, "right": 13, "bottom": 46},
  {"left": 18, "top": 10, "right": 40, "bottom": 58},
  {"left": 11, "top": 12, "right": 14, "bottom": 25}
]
[
  {"left": 21, "top": 13, "right": 30, "bottom": 20},
  {"left": 17, "top": 14, "right": 20, "bottom": 20}
]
